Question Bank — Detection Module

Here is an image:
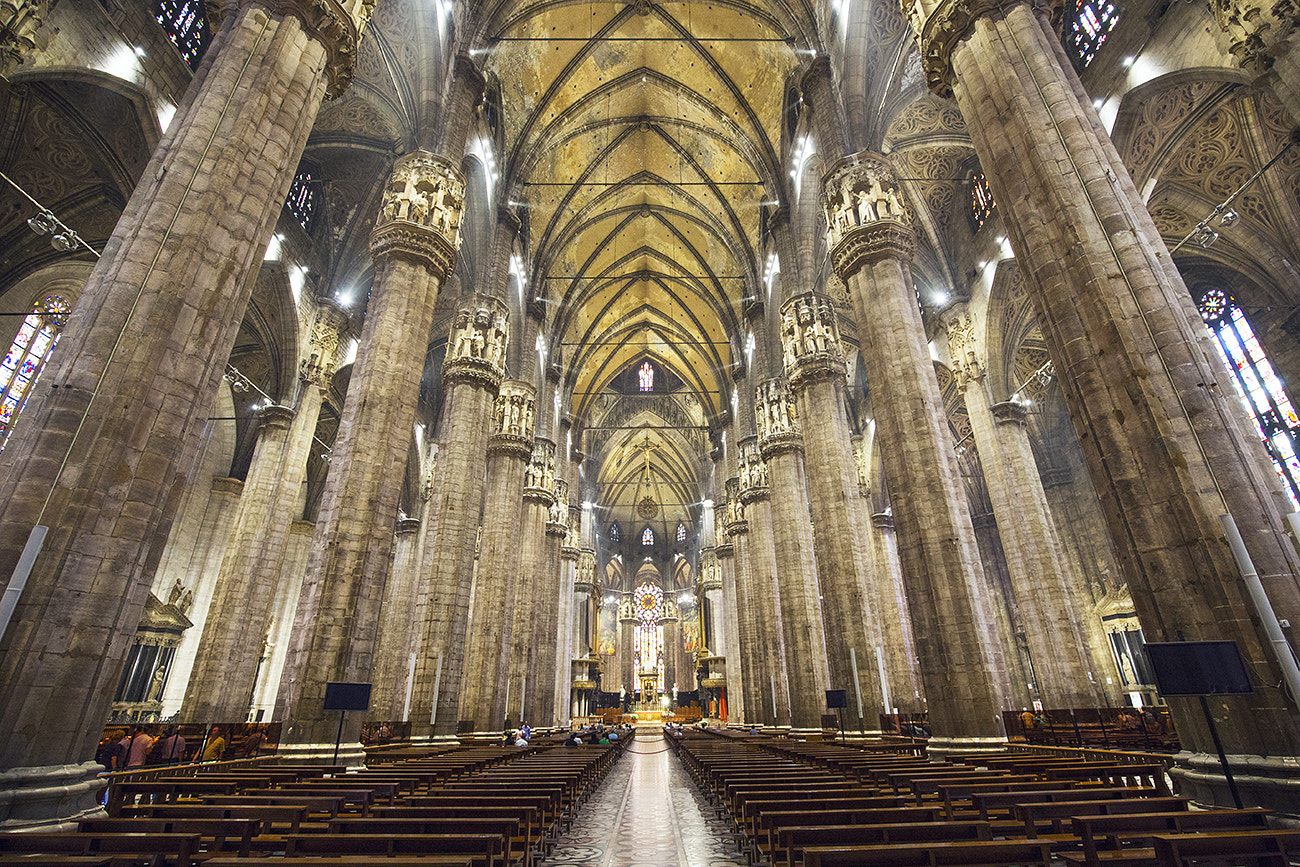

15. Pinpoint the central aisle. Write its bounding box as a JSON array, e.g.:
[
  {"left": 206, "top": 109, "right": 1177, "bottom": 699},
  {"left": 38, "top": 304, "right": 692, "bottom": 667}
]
[{"left": 538, "top": 740, "right": 750, "bottom": 867}]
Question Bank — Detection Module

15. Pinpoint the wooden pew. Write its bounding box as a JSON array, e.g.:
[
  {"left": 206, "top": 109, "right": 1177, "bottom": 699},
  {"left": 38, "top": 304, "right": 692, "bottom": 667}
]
[
  {"left": 802, "top": 839, "right": 1056, "bottom": 866},
  {"left": 204, "top": 859, "right": 471, "bottom": 867},
  {"left": 1151, "top": 829, "right": 1300, "bottom": 866},
  {"left": 78, "top": 816, "right": 261, "bottom": 858},
  {"left": 283, "top": 832, "right": 504, "bottom": 867},
  {"left": 778, "top": 821, "right": 992, "bottom": 867},
  {"left": 372, "top": 805, "right": 543, "bottom": 862},
  {"left": 106, "top": 779, "right": 239, "bottom": 816},
  {"left": 1015, "top": 796, "right": 1191, "bottom": 838},
  {"left": 1066, "top": 809, "right": 1272, "bottom": 865},
  {"left": 968, "top": 787, "right": 1157, "bottom": 823},
  {"left": 122, "top": 802, "right": 309, "bottom": 835},
  {"left": 327, "top": 816, "right": 524, "bottom": 867},
  {"left": 0, "top": 831, "right": 200, "bottom": 867}
]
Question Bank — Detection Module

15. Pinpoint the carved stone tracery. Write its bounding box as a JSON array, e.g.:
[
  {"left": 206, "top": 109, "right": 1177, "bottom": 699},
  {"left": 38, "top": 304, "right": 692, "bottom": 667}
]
[
  {"left": 755, "top": 378, "right": 802, "bottom": 458},
  {"left": 489, "top": 381, "right": 536, "bottom": 459},
  {"left": 823, "top": 153, "right": 919, "bottom": 278},
  {"left": 370, "top": 151, "right": 465, "bottom": 276}
]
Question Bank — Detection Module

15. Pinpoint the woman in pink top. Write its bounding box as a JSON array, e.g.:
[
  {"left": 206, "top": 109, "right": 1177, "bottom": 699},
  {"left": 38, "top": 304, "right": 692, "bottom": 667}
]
[{"left": 125, "top": 726, "right": 155, "bottom": 768}]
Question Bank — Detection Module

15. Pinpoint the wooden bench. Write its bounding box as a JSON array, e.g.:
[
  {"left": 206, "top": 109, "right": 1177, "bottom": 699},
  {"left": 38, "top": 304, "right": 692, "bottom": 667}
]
[
  {"left": 1064, "top": 809, "right": 1273, "bottom": 866},
  {"left": 968, "top": 787, "right": 1156, "bottom": 823},
  {"left": 802, "top": 839, "right": 1056, "bottom": 866},
  {"left": 78, "top": 816, "right": 261, "bottom": 857},
  {"left": 1015, "top": 796, "right": 1191, "bottom": 838},
  {"left": 746, "top": 803, "right": 926, "bottom": 862},
  {"left": 778, "top": 821, "right": 992, "bottom": 867},
  {"left": 1151, "top": 829, "right": 1300, "bottom": 866},
  {"left": 283, "top": 832, "right": 503, "bottom": 867},
  {"left": 327, "top": 816, "right": 523, "bottom": 867},
  {"left": 0, "top": 831, "right": 200, "bottom": 867},
  {"left": 372, "top": 805, "right": 544, "bottom": 861},
  {"left": 122, "top": 802, "right": 310, "bottom": 834},
  {"left": 204, "top": 858, "right": 472, "bottom": 867},
  {"left": 107, "top": 780, "right": 239, "bottom": 816},
  {"left": 203, "top": 792, "right": 348, "bottom": 819}
]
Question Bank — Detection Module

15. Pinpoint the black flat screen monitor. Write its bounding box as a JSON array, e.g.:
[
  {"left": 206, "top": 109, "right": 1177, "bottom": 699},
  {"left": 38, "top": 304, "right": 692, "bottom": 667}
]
[
  {"left": 1145, "top": 641, "right": 1253, "bottom": 696},
  {"left": 323, "top": 681, "right": 373, "bottom": 711}
]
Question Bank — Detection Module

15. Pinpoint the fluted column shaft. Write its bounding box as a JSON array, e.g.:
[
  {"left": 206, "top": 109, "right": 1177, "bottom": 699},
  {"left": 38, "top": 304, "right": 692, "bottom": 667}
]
[
  {"left": 917, "top": 0, "right": 1300, "bottom": 763},
  {"left": 278, "top": 151, "right": 463, "bottom": 751},
  {"left": 369, "top": 516, "right": 422, "bottom": 720},
  {"left": 0, "top": 0, "right": 367, "bottom": 802},
  {"left": 827, "top": 153, "right": 1008, "bottom": 747},
  {"left": 507, "top": 490, "right": 551, "bottom": 726},
  {"left": 459, "top": 381, "right": 535, "bottom": 734},
  {"left": 961, "top": 376, "right": 1105, "bottom": 707}
]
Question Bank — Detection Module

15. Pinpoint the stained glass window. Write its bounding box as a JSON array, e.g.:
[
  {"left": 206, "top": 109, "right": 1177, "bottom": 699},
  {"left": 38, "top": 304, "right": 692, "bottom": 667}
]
[
  {"left": 676, "top": 522, "right": 686, "bottom": 542},
  {"left": 638, "top": 361, "right": 655, "bottom": 392},
  {"left": 1198, "top": 287, "right": 1300, "bottom": 507},
  {"left": 642, "top": 527, "right": 654, "bottom": 546},
  {"left": 609, "top": 522, "right": 621, "bottom": 542},
  {"left": 1066, "top": 0, "right": 1119, "bottom": 68},
  {"left": 285, "top": 167, "right": 320, "bottom": 233},
  {"left": 633, "top": 581, "right": 664, "bottom": 691},
  {"left": 969, "top": 172, "right": 995, "bottom": 231},
  {"left": 155, "top": 0, "right": 211, "bottom": 70},
  {"left": 1, "top": 295, "right": 70, "bottom": 450}
]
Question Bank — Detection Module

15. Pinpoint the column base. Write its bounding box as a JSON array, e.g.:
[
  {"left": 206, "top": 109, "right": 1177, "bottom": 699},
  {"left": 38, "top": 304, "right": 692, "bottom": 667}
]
[
  {"left": 1170, "top": 751, "right": 1300, "bottom": 821},
  {"left": 925, "top": 735, "right": 1008, "bottom": 761},
  {"left": 274, "top": 742, "right": 367, "bottom": 769},
  {"left": 408, "top": 734, "right": 461, "bottom": 746},
  {"left": 0, "top": 762, "right": 108, "bottom": 830}
]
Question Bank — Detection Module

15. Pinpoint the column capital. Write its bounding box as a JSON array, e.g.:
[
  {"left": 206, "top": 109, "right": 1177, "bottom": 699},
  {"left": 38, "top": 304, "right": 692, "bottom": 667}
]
[
  {"left": 525, "top": 439, "right": 558, "bottom": 503},
  {"left": 780, "top": 292, "right": 847, "bottom": 390},
  {"left": 300, "top": 299, "right": 350, "bottom": 388},
  {"left": 210, "top": 0, "right": 377, "bottom": 99},
  {"left": 912, "top": 0, "right": 1055, "bottom": 98},
  {"left": 992, "top": 399, "right": 1029, "bottom": 426},
  {"left": 737, "top": 438, "right": 773, "bottom": 501},
  {"left": 871, "top": 511, "right": 895, "bottom": 530},
  {"left": 575, "top": 549, "right": 597, "bottom": 593},
  {"left": 445, "top": 295, "right": 508, "bottom": 389},
  {"left": 755, "top": 378, "right": 803, "bottom": 458},
  {"left": 395, "top": 516, "right": 421, "bottom": 536},
  {"left": 370, "top": 151, "right": 464, "bottom": 276},
  {"left": 488, "top": 380, "right": 536, "bottom": 458},
  {"left": 0, "top": 1, "right": 48, "bottom": 76},
  {"left": 823, "top": 152, "right": 916, "bottom": 278},
  {"left": 256, "top": 403, "right": 296, "bottom": 432}
]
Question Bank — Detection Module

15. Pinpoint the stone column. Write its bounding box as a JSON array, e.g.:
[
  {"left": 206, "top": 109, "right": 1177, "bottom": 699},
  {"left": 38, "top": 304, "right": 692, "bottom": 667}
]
[
  {"left": 505, "top": 440, "right": 555, "bottom": 726},
  {"left": 781, "top": 292, "right": 888, "bottom": 732},
  {"left": 369, "top": 516, "right": 423, "bottom": 721},
  {"left": 954, "top": 340, "right": 1106, "bottom": 708},
  {"left": 408, "top": 295, "right": 508, "bottom": 741},
  {"left": 755, "top": 378, "right": 832, "bottom": 734},
  {"left": 720, "top": 488, "right": 757, "bottom": 724},
  {"left": 700, "top": 549, "right": 724, "bottom": 657},
  {"left": 825, "top": 152, "right": 1009, "bottom": 752},
  {"left": 554, "top": 502, "right": 579, "bottom": 727},
  {"left": 0, "top": 0, "right": 48, "bottom": 77},
  {"left": 458, "top": 381, "right": 535, "bottom": 735},
  {"left": 276, "top": 152, "right": 463, "bottom": 757},
  {"left": 183, "top": 300, "right": 348, "bottom": 723},
  {"left": 738, "top": 439, "right": 794, "bottom": 728},
  {"left": 571, "top": 548, "right": 596, "bottom": 719},
  {"left": 918, "top": 0, "right": 1300, "bottom": 800},
  {"left": 659, "top": 597, "right": 680, "bottom": 700},
  {"left": 0, "top": 0, "right": 372, "bottom": 823}
]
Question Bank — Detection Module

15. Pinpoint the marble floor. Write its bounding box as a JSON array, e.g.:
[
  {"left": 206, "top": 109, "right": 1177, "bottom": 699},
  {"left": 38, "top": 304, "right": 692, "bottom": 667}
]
[{"left": 537, "top": 740, "right": 750, "bottom": 867}]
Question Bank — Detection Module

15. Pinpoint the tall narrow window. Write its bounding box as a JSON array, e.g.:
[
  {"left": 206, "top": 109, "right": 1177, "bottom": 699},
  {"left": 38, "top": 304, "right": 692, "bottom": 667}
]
[
  {"left": 969, "top": 171, "right": 996, "bottom": 231},
  {"left": 1, "top": 295, "right": 70, "bottom": 449},
  {"left": 642, "top": 527, "right": 655, "bottom": 546},
  {"left": 285, "top": 167, "right": 320, "bottom": 233},
  {"left": 155, "top": 0, "right": 211, "bottom": 70},
  {"left": 633, "top": 581, "right": 664, "bottom": 692},
  {"left": 638, "top": 361, "right": 655, "bottom": 392},
  {"left": 1066, "top": 0, "right": 1119, "bottom": 68},
  {"left": 609, "top": 522, "right": 621, "bottom": 543},
  {"left": 676, "top": 522, "right": 686, "bottom": 543},
  {"left": 1198, "top": 287, "right": 1300, "bottom": 506}
]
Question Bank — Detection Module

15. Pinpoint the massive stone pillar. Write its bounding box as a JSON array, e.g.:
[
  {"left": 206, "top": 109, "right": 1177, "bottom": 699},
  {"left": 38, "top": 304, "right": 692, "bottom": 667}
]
[
  {"left": 277, "top": 152, "right": 463, "bottom": 757},
  {"left": 184, "top": 301, "right": 348, "bottom": 723},
  {"left": 369, "top": 515, "right": 423, "bottom": 721},
  {"left": 617, "top": 594, "right": 637, "bottom": 699},
  {"left": 739, "top": 438, "right": 794, "bottom": 728},
  {"left": 0, "top": 0, "right": 372, "bottom": 824},
  {"left": 553, "top": 492, "right": 579, "bottom": 727},
  {"left": 951, "top": 332, "right": 1106, "bottom": 708},
  {"left": 505, "top": 439, "right": 555, "bottom": 727},
  {"left": 408, "top": 295, "right": 508, "bottom": 740},
  {"left": 781, "top": 292, "right": 888, "bottom": 732},
  {"left": 826, "top": 152, "right": 1008, "bottom": 752},
  {"left": 723, "top": 482, "right": 761, "bottom": 724},
  {"left": 713, "top": 497, "right": 745, "bottom": 725},
  {"left": 571, "top": 548, "right": 597, "bottom": 719},
  {"left": 755, "top": 378, "right": 832, "bottom": 734},
  {"left": 914, "top": 0, "right": 1300, "bottom": 801},
  {"left": 660, "top": 597, "right": 679, "bottom": 700},
  {"left": 458, "top": 381, "right": 535, "bottom": 735}
]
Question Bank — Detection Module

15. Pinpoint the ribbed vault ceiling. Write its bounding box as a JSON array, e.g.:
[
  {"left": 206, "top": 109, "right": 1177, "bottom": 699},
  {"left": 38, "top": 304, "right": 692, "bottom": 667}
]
[{"left": 481, "top": 0, "right": 808, "bottom": 534}]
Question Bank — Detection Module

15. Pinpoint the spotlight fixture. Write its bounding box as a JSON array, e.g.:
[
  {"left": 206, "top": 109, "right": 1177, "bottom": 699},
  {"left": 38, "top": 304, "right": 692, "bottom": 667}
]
[
  {"left": 51, "top": 231, "right": 79, "bottom": 252},
  {"left": 27, "top": 211, "right": 56, "bottom": 235},
  {"left": 1193, "top": 226, "right": 1220, "bottom": 249},
  {"left": 1219, "top": 208, "right": 1240, "bottom": 228}
]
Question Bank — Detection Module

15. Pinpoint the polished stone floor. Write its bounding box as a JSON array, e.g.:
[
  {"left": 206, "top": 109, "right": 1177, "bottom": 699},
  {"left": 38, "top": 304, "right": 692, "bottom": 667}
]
[{"left": 538, "top": 739, "right": 749, "bottom": 867}]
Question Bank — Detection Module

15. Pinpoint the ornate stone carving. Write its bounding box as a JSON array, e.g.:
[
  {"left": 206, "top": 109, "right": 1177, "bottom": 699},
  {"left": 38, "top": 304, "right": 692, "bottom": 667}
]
[
  {"left": 0, "top": 1, "right": 48, "bottom": 76},
  {"left": 488, "top": 380, "right": 535, "bottom": 459},
  {"left": 946, "top": 314, "right": 984, "bottom": 390},
  {"left": 737, "top": 437, "right": 771, "bottom": 503},
  {"left": 575, "top": 549, "right": 597, "bottom": 594},
  {"left": 419, "top": 443, "right": 439, "bottom": 502},
  {"left": 617, "top": 594, "right": 638, "bottom": 624},
  {"left": 756, "top": 379, "right": 802, "bottom": 458},
  {"left": 300, "top": 299, "right": 350, "bottom": 387},
  {"left": 781, "top": 292, "right": 847, "bottom": 389},
  {"left": 992, "top": 399, "right": 1029, "bottom": 426},
  {"left": 851, "top": 434, "right": 870, "bottom": 495},
  {"left": 824, "top": 152, "right": 918, "bottom": 278},
  {"left": 396, "top": 516, "right": 421, "bottom": 536},
  {"left": 700, "top": 551, "right": 722, "bottom": 592},
  {"left": 525, "top": 439, "right": 557, "bottom": 501},
  {"left": 658, "top": 596, "right": 680, "bottom": 625},
  {"left": 911, "top": 0, "right": 1050, "bottom": 98},
  {"left": 208, "top": 0, "right": 377, "bottom": 99},
  {"left": 370, "top": 151, "right": 464, "bottom": 276},
  {"left": 257, "top": 403, "right": 295, "bottom": 432},
  {"left": 547, "top": 477, "right": 569, "bottom": 535},
  {"left": 445, "top": 295, "right": 508, "bottom": 389},
  {"left": 1207, "top": 0, "right": 1300, "bottom": 78}
]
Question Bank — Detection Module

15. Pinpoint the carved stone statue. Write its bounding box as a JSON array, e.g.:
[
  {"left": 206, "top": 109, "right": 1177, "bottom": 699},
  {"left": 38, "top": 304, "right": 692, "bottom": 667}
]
[{"left": 147, "top": 666, "right": 166, "bottom": 702}]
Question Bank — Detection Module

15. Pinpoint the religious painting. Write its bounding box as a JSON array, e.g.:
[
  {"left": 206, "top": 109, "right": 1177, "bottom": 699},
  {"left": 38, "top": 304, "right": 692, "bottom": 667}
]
[
  {"left": 597, "top": 603, "right": 617, "bottom": 655},
  {"left": 681, "top": 602, "right": 701, "bottom": 654}
]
